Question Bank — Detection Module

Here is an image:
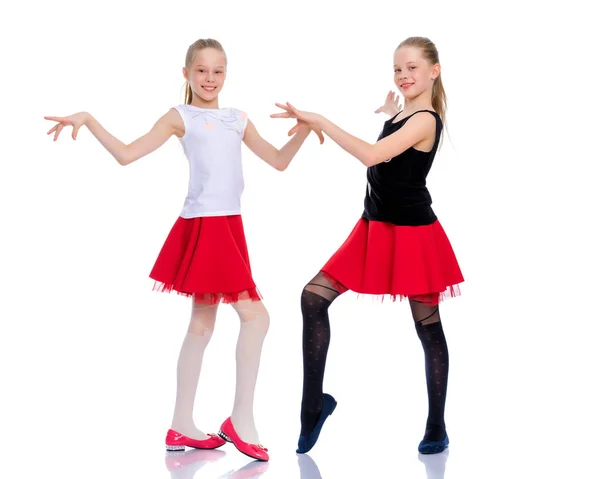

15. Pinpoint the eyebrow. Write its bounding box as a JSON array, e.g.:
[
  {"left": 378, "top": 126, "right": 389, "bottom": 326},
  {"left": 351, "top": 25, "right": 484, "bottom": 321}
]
[{"left": 194, "top": 65, "right": 226, "bottom": 69}]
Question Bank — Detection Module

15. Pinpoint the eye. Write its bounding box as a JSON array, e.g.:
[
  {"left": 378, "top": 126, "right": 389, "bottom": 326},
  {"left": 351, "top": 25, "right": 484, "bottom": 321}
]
[
  {"left": 394, "top": 69, "right": 400, "bottom": 73},
  {"left": 198, "top": 69, "right": 205, "bottom": 73},
  {"left": 409, "top": 66, "right": 416, "bottom": 70}
]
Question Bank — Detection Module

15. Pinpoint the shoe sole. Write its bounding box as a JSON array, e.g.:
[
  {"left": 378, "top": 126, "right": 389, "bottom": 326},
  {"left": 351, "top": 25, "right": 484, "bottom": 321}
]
[
  {"left": 165, "top": 441, "right": 225, "bottom": 452},
  {"left": 165, "top": 445, "right": 186, "bottom": 452}
]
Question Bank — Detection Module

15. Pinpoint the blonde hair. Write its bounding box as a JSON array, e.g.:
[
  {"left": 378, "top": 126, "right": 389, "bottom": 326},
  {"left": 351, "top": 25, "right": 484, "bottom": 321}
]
[
  {"left": 183, "top": 38, "right": 227, "bottom": 105},
  {"left": 397, "top": 37, "right": 447, "bottom": 127}
]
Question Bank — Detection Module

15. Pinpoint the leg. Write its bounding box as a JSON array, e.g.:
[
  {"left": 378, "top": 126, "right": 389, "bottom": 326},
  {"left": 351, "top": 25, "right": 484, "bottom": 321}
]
[
  {"left": 171, "top": 298, "right": 219, "bottom": 439},
  {"left": 229, "top": 298, "right": 270, "bottom": 444},
  {"left": 409, "top": 299, "right": 449, "bottom": 442},
  {"left": 300, "top": 272, "right": 344, "bottom": 434}
]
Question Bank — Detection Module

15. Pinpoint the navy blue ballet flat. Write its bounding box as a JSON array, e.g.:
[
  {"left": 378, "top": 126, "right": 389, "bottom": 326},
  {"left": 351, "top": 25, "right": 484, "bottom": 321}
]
[
  {"left": 418, "top": 432, "right": 449, "bottom": 454},
  {"left": 296, "top": 393, "right": 337, "bottom": 454}
]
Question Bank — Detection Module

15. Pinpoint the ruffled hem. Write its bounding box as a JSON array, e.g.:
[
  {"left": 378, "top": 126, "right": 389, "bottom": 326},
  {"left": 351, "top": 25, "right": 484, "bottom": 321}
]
[
  {"left": 321, "top": 270, "right": 461, "bottom": 305},
  {"left": 152, "top": 281, "right": 263, "bottom": 305}
]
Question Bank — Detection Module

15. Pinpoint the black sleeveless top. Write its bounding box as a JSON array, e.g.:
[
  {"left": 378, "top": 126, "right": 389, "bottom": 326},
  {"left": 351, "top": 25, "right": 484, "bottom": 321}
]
[{"left": 361, "top": 110, "right": 443, "bottom": 226}]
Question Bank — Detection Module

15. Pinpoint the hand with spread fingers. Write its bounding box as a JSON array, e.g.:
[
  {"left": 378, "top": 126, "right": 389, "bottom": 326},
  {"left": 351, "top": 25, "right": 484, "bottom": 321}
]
[
  {"left": 271, "top": 102, "right": 325, "bottom": 144},
  {"left": 375, "top": 90, "right": 401, "bottom": 116},
  {"left": 44, "top": 112, "right": 90, "bottom": 141}
]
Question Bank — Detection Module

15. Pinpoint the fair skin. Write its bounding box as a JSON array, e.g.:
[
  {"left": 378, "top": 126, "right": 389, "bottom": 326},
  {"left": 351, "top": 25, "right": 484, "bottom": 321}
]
[
  {"left": 375, "top": 90, "right": 401, "bottom": 116},
  {"left": 274, "top": 46, "right": 441, "bottom": 165},
  {"left": 44, "top": 47, "right": 323, "bottom": 171},
  {"left": 43, "top": 46, "right": 322, "bottom": 446}
]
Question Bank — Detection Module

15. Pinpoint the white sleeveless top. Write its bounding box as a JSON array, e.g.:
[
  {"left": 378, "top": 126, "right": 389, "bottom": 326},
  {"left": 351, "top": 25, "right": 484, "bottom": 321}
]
[{"left": 173, "top": 104, "right": 248, "bottom": 218}]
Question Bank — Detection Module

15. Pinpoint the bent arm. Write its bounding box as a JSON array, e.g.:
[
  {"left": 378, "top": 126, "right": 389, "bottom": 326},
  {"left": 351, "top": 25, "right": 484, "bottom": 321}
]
[
  {"left": 318, "top": 112, "right": 436, "bottom": 167},
  {"left": 243, "top": 120, "right": 311, "bottom": 171}
]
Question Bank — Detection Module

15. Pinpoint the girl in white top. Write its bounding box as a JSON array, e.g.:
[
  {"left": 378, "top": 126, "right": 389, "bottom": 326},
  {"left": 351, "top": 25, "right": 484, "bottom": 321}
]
[{"left": 45, "top": 38, "right": 322, "bottom": 462}]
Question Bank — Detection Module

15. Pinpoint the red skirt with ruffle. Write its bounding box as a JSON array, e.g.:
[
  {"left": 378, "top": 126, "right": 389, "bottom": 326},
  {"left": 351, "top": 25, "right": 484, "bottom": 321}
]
[
  {"left": 320, "top": 218, "right": 463, "bottom": 305},
  {"left": 149, "top": 215, "right": 262, "bottom": 305}
]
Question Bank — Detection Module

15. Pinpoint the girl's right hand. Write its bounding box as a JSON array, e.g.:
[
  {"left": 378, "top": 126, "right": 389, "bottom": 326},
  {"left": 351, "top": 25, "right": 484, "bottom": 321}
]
[
  {"left": 374, "top": 91, "right": 401, "bottom": 116},
  {"left": 44, "top": 112, "right": 89, "bottom": 141}
]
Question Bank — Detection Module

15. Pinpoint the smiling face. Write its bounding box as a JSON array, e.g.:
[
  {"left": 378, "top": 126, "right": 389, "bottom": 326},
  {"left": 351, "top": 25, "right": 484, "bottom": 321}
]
[
  {"left": 393, "top": 46, "right": 440, "bottom": 101},
  {"left": 183, "top": 47, "right": 227, "bottom": 103}
]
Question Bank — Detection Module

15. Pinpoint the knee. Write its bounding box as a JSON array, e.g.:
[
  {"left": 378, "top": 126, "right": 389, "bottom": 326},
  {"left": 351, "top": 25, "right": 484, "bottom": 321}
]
[
  {"left": 240, "top": 303, "right": 270, "bottom": 336},
  {"left": 254, "top": 310, "right": 270, "bottom": 335},
  {"left": 189, "top": 303, "right": 218, "bottom": 336},
  {"left": 188, "top": 316, "right": 216, "bottom": 336}
]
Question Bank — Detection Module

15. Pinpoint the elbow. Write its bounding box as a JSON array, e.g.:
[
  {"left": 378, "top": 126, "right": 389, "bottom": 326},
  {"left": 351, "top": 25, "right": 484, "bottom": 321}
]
[
  {"left": 117, "top": 148, "right": 132, "bottom": 166},
  {"left": 273, "top": 151, "right": 286, "bottom": 171},
  {"left": 363, "top": 154, "right": 377, "bottom": 168},
  {"left": 363, "top": 146, "right": 380, "bottom": 167}
]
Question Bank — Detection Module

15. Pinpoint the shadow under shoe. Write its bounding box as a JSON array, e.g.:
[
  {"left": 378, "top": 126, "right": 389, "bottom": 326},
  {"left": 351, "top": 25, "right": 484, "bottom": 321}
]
[
  {"left": 219, "top": 459, "right": 270, "bottom": 479},
  {"left": 165, "top": 448, "right": 226, "bottom": 477},
  {"left": 419, "top": 447, "right": 449, "bottom": 479}
]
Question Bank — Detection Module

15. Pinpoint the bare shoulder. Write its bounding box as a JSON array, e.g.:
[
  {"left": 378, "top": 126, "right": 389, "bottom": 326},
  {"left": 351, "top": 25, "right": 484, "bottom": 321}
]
[
  {"left": 243, "top": 118, "right": 259, "bottom": 140},
  {"left": 404, "top": 111, "right": 438, "bottom": 151},
  {"left": 164, "top": 107, "right": 185, "bottom": 138},
  {"left": 404, "top": 110, "right": 438, "bottom": 129}
]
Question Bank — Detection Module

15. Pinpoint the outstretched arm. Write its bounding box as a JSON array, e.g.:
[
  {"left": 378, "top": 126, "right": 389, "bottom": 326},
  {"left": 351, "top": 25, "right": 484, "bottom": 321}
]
[
  {"left": 45, "top": 108, "right": 183, "bottom": 166},
  {"left": 271, "top": 103, "right": 435, "bottom": 167},
  {"left": 243, "top": 119, "right": 323, "bottom": 172}
]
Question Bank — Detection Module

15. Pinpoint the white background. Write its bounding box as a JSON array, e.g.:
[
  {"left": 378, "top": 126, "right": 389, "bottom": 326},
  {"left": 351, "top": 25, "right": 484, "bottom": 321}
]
[{"left": 1, "top": 0, "right": 599, "bottom": 477}]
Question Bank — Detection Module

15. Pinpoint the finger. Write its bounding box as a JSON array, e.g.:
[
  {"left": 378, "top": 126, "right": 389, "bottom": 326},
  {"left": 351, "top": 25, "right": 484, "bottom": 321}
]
[
  {"left": 288, "top": 125, "right": 299, "bottom": 136},
  {"left": 72, "top": 125, "right": 80, "bottom": 140},
  {"left": 47, "top": 125, "right": 58, "bottom": 135},
  {"left": 270, "top": 113, "right": 291, "bottom": 118},
  {"left": 375, "top": 108, "right": 382, "bottom": 113},
  {"left": 317, "top": 130, "right": 325, "bottom": 144},
  {"left": 285, "top": 102, "right": 298, "bottom": 113},
  {"left": 275, "top": 102, "right": 292, "bottom": 112},
  {"left": 285, "top": 103, "right": 302, "bottom": 119},
  {"left": 54, "top": 124, "right": 64, "bottom": 141},
  {"left": 44, "top": 116, "right": 63, "bottom": 122}
]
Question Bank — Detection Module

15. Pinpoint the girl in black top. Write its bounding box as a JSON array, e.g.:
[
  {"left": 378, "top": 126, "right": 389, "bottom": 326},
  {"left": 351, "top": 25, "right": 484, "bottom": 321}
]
[{"left": 272, "top": 36, "right": 464, "bottom": 455}]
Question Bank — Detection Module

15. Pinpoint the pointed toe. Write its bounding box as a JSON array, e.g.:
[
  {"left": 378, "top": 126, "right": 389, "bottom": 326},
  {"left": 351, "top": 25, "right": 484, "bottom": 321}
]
[
  {"left": 296, "top": 393, "right": 337, "bottom": 454},
  {"left": 418, "top": 433, "right": 449, "bottom": 454}
]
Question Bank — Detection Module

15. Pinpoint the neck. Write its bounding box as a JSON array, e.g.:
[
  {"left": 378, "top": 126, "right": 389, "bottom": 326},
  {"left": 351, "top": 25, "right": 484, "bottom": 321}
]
[
  {"left": 191, "top": 93, "right": 220, "bottom": 109},
  {"left": 402, "top": 90, "right": 434, "bottom": 114}
]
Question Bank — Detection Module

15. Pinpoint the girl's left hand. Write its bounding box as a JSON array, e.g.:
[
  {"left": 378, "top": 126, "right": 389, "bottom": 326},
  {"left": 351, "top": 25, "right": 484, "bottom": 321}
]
[{"left": 271, "top": 103, "right": 325, "bottom": 144}]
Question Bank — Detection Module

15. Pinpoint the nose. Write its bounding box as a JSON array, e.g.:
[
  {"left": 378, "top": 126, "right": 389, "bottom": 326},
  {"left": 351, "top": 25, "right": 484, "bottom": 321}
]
[{"left": 206, "top": 72, "right": 215, "bottom": 83}]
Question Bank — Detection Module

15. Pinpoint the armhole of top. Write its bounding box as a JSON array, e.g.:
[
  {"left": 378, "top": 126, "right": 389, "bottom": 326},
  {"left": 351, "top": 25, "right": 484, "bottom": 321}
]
[
  {"left": 407, "top": 110, "right": 441, "bottom": 152},
  {"left": 172, "top": 105, "right": 187, "bottom": 139},
  {"left": 417, "top": 110, "right": 442, "bottom": 138},
  {"left": 236, "top": 109, "right": 249, "bottom": 136}
]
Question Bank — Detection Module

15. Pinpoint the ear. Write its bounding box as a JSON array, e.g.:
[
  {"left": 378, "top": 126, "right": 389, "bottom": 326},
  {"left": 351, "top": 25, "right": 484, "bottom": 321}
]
[
  {"left": 432, "top": 63, "right": 441, "bottom": 80},
  {"left": 182, "top": 67, "right": 189, "bottom": 81}
]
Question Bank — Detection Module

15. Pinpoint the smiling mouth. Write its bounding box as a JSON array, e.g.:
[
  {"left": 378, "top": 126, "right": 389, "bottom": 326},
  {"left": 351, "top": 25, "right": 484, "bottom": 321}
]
[
  {"left": 202, "top": 86, "right": 217, "bottom": 91},
  {"left": 401, "top": 83, "right": 414, "bottom": 88}
]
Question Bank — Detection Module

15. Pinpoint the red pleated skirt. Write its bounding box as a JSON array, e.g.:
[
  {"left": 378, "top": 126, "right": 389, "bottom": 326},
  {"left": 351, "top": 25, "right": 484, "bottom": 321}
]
[
  {"left": 320, "top": 218, "right": 464, "bottom": 305},
  {"left": 149, "top": 215, "right": 262, "bottom": 305}
]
